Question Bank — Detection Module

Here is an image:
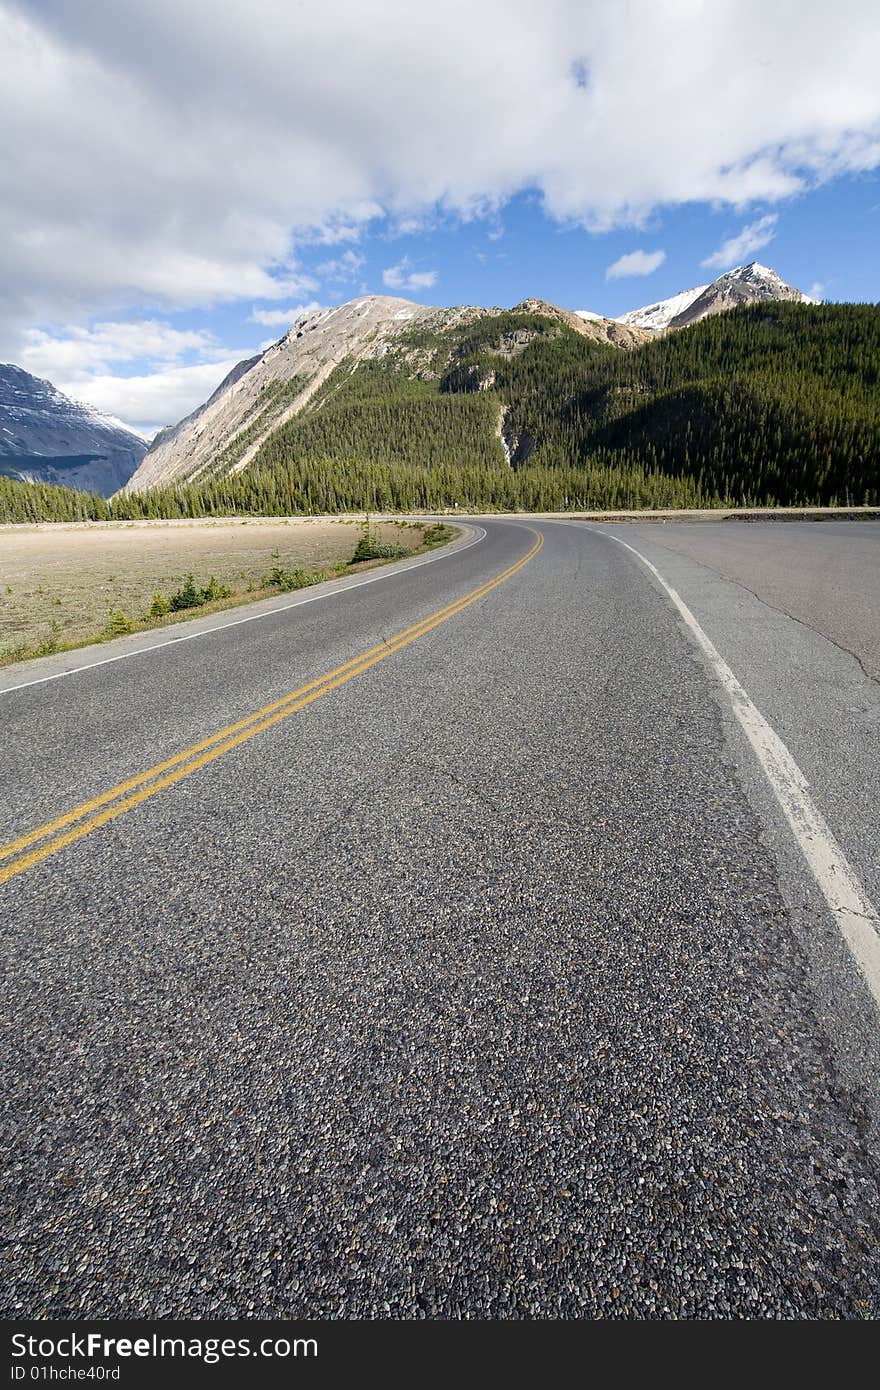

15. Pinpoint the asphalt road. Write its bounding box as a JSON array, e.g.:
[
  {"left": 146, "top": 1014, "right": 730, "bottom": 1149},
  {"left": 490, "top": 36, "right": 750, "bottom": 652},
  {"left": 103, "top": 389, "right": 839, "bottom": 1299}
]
[
  {"left": 616, "top": 519, "right": 880, "bottom": 682},
  {"left": 2, "top": 517, "right": 879, "bottom": 1319}
]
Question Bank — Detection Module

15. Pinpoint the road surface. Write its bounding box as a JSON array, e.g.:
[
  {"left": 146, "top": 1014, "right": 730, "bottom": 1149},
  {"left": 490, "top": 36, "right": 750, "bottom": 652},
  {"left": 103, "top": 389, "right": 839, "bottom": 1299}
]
[{"left": 2, "top": 518, "right": 879, "bottom": 1319}]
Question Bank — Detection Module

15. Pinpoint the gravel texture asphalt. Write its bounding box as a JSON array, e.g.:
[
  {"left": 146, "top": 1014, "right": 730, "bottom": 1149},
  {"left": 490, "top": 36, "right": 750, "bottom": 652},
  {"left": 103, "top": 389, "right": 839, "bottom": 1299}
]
[{"left": 1, "top": 518, "right": 879, "bottom": 1319}]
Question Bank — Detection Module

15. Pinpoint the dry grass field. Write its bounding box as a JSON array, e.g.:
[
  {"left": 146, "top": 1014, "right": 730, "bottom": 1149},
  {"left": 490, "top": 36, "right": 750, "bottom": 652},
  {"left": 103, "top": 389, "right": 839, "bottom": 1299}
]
[{"left": 0, "top": 517, "right": 437, "bottom": 662}]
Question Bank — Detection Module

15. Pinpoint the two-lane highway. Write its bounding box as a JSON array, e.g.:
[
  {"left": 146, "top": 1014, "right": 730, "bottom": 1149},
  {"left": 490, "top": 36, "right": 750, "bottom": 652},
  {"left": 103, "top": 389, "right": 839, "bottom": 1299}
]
[{"left": 2, "top": 518, "right": 879, "bottom": 1318}]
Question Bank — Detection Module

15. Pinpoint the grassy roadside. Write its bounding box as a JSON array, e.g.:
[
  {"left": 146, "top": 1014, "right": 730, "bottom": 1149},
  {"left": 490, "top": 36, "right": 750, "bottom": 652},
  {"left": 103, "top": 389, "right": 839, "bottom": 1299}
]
[{"left": 0, "top": 520, "right": 457, "bottom": 668}]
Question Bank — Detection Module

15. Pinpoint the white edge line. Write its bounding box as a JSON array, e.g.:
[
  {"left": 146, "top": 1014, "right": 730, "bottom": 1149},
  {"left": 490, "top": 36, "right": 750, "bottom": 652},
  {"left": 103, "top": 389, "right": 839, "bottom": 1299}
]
[
  {"left": 594, "top": 525, "right": 880, "bottom": 1011},
  {"left": 0, "top": 524, "right": 486, "bottom": 697}
]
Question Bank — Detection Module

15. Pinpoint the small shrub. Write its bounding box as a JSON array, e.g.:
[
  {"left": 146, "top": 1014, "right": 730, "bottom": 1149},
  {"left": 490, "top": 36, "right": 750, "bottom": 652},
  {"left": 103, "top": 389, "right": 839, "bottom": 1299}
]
[
  {"left": 167, "top": 574, "right": 233, "bottom": 612},
  {"left": 421, "top": 523, "right": 455, "bottom": 547},
  {"left": 352, "top": 534, "right": 407, "bottom": 561},
  {"left": 267, "top": 560, "right": 304, "bottom": 590},
  {"left": 104, "top": 609, "right": 135, "bottom": 637},
  {"left": 264, "top": 549, "right": 328, "bottom": 591},
  {"left": 1, "top": 640, "right": 32, "bottom": 663},
  {"left": 7, "top": 643, "right": 26, "bottom": 661},
  {"left": 201, "top": 575, "right": 231, "bottom": 602},
  {"left": 34, "top": 620, "right": 63, "bottom": 655},
  {"left": 169, "top": 575, "right": 204, "bottom": 611},
  {"left": 149, "top": 591, "right": 171, "bottom": 618}
]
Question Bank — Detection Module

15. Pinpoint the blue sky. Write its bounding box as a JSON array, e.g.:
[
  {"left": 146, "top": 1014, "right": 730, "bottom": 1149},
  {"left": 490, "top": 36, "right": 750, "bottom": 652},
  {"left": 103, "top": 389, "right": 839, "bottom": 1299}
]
[
  {"left": 280, "top": 176, "right": 880, "bottom": 319},
  {"left": 2, "top": 0, "right": 878, "bottom": 436}
]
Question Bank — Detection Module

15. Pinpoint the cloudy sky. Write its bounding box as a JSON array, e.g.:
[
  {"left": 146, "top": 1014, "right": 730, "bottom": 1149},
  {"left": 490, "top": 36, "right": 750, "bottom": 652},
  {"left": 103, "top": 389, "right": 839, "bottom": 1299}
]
[{"left": 2, "top": 0, "right": 879, "bottom": 435}]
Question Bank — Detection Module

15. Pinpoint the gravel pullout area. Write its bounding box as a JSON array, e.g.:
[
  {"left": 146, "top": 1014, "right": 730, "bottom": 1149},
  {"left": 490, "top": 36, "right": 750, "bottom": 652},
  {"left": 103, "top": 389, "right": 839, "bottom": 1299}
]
[{"left": 1, "top": 520, "right": 878, "bottom": 1317}]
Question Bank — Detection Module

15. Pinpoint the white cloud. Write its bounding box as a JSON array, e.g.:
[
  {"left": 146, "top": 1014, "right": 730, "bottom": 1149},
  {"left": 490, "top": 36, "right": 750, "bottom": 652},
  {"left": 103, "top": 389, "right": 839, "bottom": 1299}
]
[
  {"left": 248, "top": 301, "right": 322, "bottom": 326},
  {"left": 382, "top": 258, "right": 438, "bottom": 292},
  {"left": 15, "top": 317, "right": 254, "bottom": 435},
  {"left": 0, "top": 1, "right": 879, "bottom": 361},
  {"left": 606, "top": 249, "right": 666, "bottom": 280},
  {"left": 20, "top": 320, "right": 224, "bottom": 381},
  {"left": 66, "top": 361, "right": 244, "bottom": 437},
  {"left": 809, "top": 281, "right": 826, "bottom": 299},
  {"left": 316, "top": 250, "right": 365, "bottom": 281},
  {"left": 389, "top": 214, "right": 435, "bottom": 237},
  {"left": 701, "top": 214, "right": 779, "bottom": 270},
  {"left": 305, "top": 213, "right": 378, "bottom": 244}
]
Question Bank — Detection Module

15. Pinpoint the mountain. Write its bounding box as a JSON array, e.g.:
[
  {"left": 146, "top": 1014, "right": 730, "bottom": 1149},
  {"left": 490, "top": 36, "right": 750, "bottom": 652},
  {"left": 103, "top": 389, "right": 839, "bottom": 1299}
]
[
  {"left": 125, "top": 267, "right": 820, "bottom": 495},
  {"left": 0, "top": 365, "right": 146, "bottom": 496},
  {"left": 618, "top": 263, "right": 816, "bottom": 331},
  {"left": 124, "top": 298, "right": 650, "bottom": 493},
  {"left": 105, "top": 298, "right": 880, "bottom": 521},
  {"left": 664, "top": 263, "right": 817, "bottom": 327},
  {"left": 4, "top": 298, "right": 877, "bottom": 523},
  {"left": 566, "top": 301, "right": 878, "bottom": 506},
  {"left": 126, "top": 299, "right": 483, "bottom": 492}
]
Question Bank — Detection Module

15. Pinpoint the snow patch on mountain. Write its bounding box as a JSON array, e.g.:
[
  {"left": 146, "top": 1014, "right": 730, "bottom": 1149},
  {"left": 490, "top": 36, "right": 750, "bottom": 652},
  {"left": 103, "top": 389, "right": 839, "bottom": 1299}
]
[{"left": 617, "top": 284, "right": 709, "bottom": 331}]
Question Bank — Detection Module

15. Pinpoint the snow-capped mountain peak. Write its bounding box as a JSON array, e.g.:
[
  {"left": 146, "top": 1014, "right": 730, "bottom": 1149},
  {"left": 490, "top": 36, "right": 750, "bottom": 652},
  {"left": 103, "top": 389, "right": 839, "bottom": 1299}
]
[{"left": 616, "top": 262, "right": 816, "bottom": 332}]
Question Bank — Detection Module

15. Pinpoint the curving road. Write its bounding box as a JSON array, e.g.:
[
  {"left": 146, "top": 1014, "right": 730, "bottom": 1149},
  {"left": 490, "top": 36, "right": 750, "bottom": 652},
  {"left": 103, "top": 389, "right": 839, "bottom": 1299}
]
[{"left": 2, "top": 517, "right": 879, "bottom": 1319}]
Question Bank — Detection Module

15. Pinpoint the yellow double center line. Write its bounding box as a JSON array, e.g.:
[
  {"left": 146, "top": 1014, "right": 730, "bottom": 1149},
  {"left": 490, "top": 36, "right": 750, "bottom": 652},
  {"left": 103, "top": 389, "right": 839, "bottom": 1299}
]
[{"left": 0, "top": 528, "right": 543, "bottom": 887}]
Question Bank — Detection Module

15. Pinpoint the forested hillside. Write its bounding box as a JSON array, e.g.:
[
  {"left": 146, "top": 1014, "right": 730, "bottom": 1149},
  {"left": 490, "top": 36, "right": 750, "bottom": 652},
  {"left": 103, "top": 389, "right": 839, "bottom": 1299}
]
[
  {"left": 2, "top": 302, "right": 877, "bottom": 522},
  {"left": 564, "top": 303, "right": 879, "bottom": 505},
  {"left": 437, "top": 302, "right": 879, "bottom": 505}
]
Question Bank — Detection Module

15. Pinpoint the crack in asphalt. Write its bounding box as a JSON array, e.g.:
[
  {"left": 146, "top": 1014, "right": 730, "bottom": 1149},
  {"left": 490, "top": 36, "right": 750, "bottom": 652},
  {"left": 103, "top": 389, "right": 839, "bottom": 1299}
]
[{"left": 628, "top": 530, "right": 880, "bottom": 691}]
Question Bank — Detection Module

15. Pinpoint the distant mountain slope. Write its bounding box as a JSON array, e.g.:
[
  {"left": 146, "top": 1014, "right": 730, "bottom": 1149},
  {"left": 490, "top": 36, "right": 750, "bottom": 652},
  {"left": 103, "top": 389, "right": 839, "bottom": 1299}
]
[
  {"left": 124, "top": 296, "right": 650, "bottom": 493},
  {"left": 126, "top": 269, "right": 819, "bottom": 496},
  {"left": 514, "top": 299, "right": 650, "bottom": 349},
  {"left": 0, "top": 365, "right": 146, "bottom": 496},
  {"left": 618, "top": 263, "right": 815, "bottom": 331}
]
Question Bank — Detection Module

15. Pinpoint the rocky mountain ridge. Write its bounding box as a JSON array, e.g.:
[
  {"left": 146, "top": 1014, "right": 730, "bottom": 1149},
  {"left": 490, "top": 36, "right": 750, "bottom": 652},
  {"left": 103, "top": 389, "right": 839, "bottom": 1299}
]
[{"left": 124, "top": 297, "right": 654, "bottom": 493}]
